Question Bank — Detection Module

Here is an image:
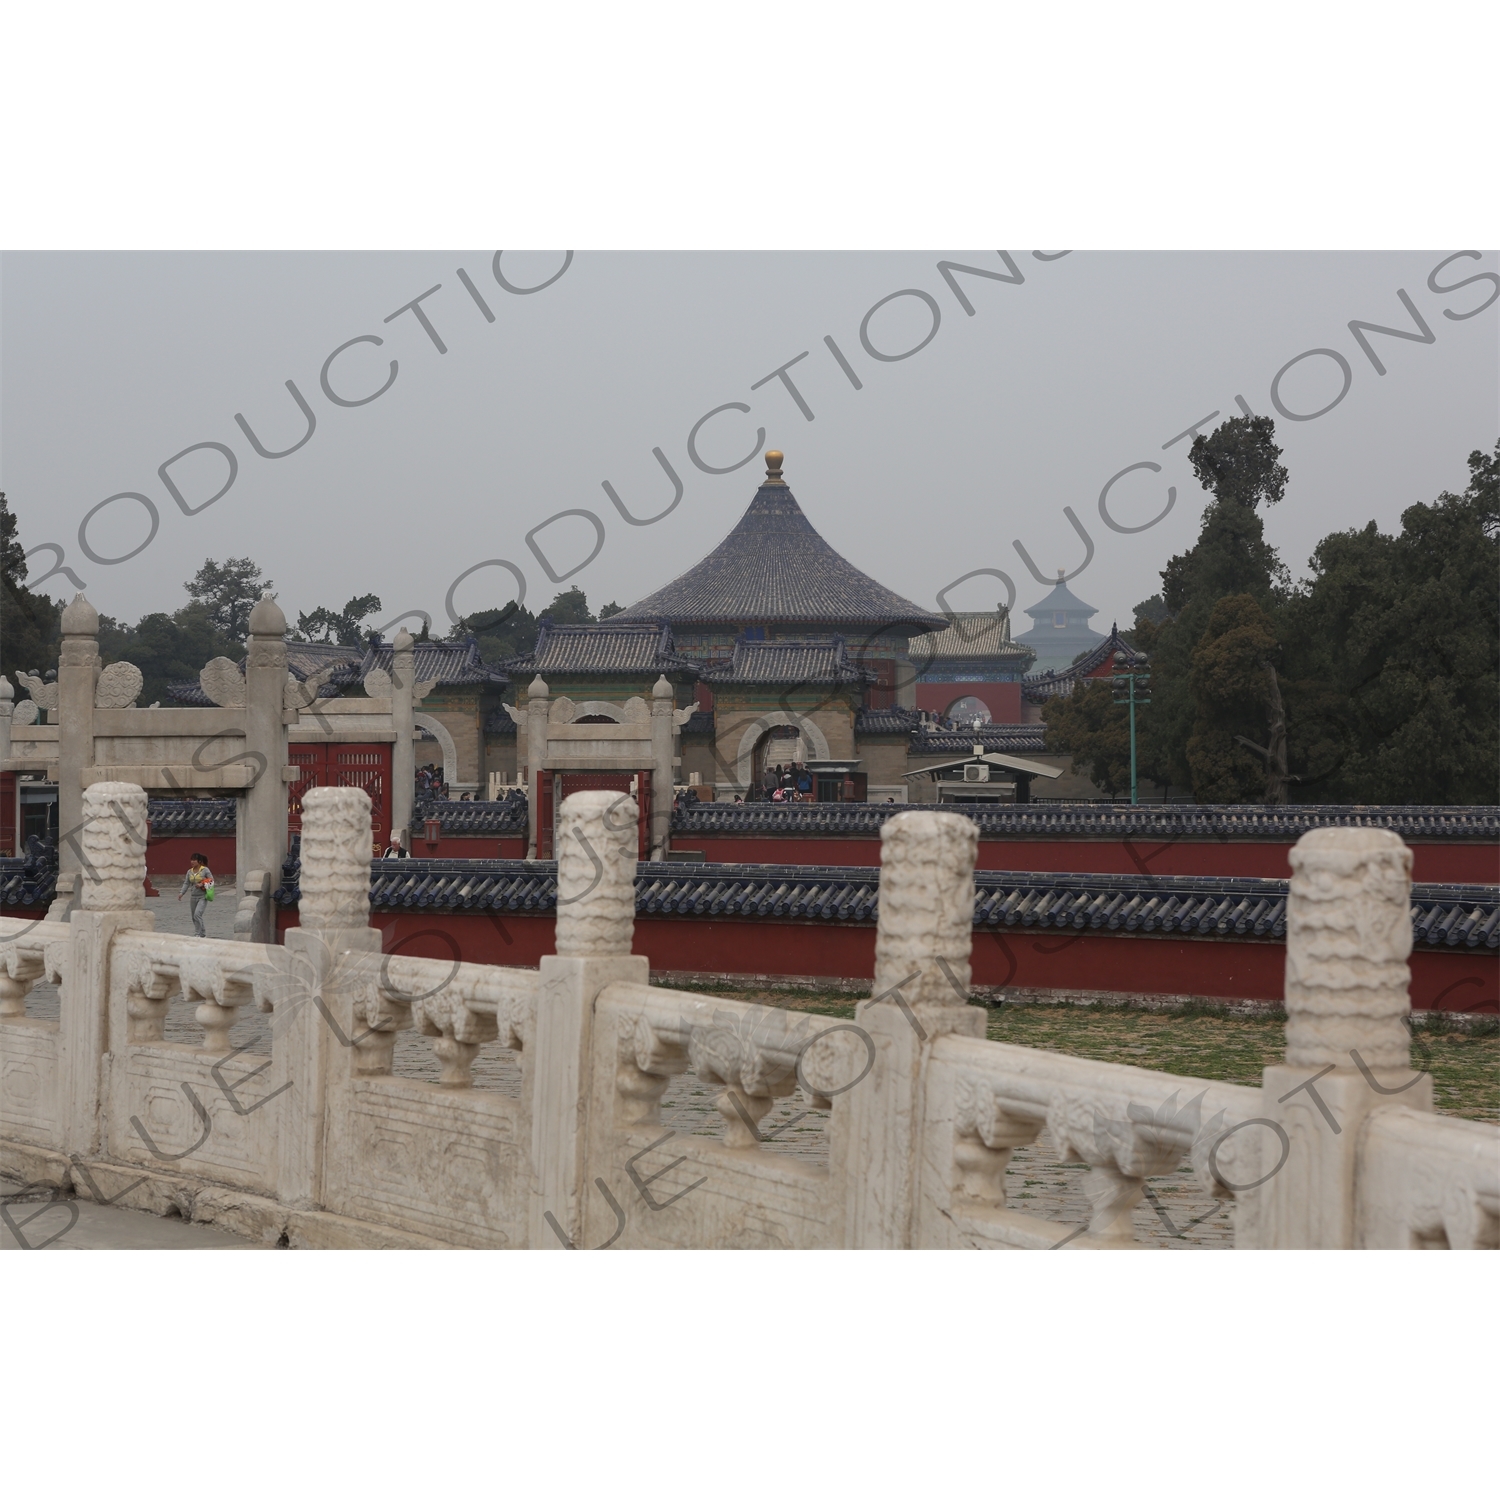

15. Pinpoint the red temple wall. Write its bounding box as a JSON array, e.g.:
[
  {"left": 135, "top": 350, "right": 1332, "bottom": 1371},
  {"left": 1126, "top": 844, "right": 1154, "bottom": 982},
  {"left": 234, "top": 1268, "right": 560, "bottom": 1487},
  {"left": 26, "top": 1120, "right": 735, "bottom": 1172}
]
[
  {"left": 274, "top": 907, "right": 1497, "bottom": 1013},
  {"left": 915, "top": 682, "right": 1024, "bottom": 722},
  {"left": 146, "top": 836, "right": 238, "bottom": 877}
]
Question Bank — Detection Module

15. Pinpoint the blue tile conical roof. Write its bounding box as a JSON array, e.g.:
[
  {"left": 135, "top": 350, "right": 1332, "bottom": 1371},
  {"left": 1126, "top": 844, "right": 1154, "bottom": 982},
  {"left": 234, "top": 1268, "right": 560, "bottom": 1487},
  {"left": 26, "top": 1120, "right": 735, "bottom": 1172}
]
[{"left": 613, "top": 454, "right": 946, "bottom": 632}]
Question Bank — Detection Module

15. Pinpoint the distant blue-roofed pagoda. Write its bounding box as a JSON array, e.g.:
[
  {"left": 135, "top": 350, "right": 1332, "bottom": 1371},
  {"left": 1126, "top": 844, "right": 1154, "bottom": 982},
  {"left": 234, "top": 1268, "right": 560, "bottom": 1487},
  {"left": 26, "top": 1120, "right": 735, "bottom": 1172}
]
[{"left": 1013, "top": 570, "right": 1107, "bottom": 674}]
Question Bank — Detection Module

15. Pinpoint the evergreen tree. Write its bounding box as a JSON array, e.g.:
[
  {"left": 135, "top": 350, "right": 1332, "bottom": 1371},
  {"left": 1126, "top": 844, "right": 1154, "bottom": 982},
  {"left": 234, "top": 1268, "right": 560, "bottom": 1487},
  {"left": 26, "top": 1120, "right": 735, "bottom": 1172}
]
[
  {"left": 1137, "top": 416, "right": 1290, "bottom": 795},
  {"left": 184, "top": 557, "right": 274, "bottom": 640},
  {"left": 542, "top": 586, "right": 595, "bottom": 625},
  {"left": 99, "top": 604, "right": 245, "bottom": 708},
  {"left": 457, "top": 601, "right": 538, "bottom": 663},
  {"left": 1041, "top": 679, "right": 1132, "bottom": 796},
  {"left": 294, "top": 593, "right": 382, "bottom": 646},
  {"left": 1281, "top": 440, "right": 1499, "bottom": 803},
  {"left": 1183, "top": 594, "right": 1283, "bottom": 802},
  {"left": 454, "top": 588, "right": 603, "bottom": 665},
  {"left": 0, "top": 492, "right": 63, "bottom": 698}
]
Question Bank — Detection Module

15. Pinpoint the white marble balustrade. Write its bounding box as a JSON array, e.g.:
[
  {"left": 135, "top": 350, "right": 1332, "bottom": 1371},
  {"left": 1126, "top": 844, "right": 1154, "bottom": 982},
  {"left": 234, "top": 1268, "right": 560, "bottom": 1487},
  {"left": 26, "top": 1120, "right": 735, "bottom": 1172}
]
[{"left": 1, "top": 782, "right": 1494, "bottom": 1249}]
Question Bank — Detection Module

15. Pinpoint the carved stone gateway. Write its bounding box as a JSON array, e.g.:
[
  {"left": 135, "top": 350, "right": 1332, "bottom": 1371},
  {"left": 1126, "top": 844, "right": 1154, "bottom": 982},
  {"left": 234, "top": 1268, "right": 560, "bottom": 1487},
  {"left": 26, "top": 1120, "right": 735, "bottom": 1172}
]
[
  {"left": 1, "top": 800, "right": 1494, "bottom": 1249},
  {"left": 513, "top": 674, "right": 686, "bottom": 860}
]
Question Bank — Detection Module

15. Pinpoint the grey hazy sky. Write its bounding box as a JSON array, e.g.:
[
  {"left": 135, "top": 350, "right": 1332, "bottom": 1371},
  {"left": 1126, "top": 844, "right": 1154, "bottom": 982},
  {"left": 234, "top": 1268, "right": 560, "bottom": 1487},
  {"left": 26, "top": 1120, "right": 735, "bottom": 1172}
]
[{"left": 2, "top": 250, "right": 1496, "bottom": 643}]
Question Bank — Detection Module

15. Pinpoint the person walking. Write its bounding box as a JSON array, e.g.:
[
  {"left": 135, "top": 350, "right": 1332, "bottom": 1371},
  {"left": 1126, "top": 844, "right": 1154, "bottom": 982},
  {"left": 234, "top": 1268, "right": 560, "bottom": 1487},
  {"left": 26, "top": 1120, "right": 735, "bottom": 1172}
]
[{"left": 178, "top": 853, "right": 214, "bottom": 937}]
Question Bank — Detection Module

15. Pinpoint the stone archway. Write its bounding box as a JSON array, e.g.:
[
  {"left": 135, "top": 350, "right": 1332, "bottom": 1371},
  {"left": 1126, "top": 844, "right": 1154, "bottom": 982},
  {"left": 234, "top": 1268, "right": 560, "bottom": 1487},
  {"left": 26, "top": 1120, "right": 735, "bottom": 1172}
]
[
  {"left": 945, "top": 694, "right": 992, "bottom": 724},
  {"left": 413, "top": 712, "right": 459, "bottom": 789},
  {"left": 731, "top": 712, "right": 832, "bottom": 788},
  {"left": 569, "top": 700, "right": 626, "bottom": 723}
]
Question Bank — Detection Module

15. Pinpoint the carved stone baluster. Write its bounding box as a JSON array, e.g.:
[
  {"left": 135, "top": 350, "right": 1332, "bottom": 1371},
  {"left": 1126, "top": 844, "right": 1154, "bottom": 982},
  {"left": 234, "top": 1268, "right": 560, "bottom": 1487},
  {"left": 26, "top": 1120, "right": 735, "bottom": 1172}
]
[
  {"left": 411, "top": 980, "right": 498, "bottom": 1088},
  {"left": 353, "top": 952, "right": 424, "bottom": 1078},
  {"left": 1047, "top": 1093, "right": 1191, "bottom": 1245},
  {"left": 353, "top": 988, "right": 411, "bottom": 1077},
  {"left": 952, "top": 1076, "right": 1043, "bottom": 1206},
  {"left": 0, "top": 976, "right": 28, "bottom": 1020},
  {"left": 430, "top": 1032, "right": 479, "bottom": 1087},
  {"left": 179, "top": 955, "right": 253, "bottom": 1055},
  {"left": 620, "top": 1013, "right": 686, "bottom": 1126},
  {"left": 353, "top": 1028, "right": 398, "bottom": 1077},
  {"left": 192, "top": 998, "right": 239, "bottom": 1054},
  {"left": 688, "top": 1010, "right": 799, "bottom": 1150},
  {"left": 125, "top": 958, "right": 179, "bottom": 1043},
  {"left": 717, "top": 1088, "right": 777, "bottom": 1149},
  {"left": 125, "top": 989, "right": 169, "bottom": 1042},
  {"left": 0, "top": 946, "right": 46, "bottom": 1018}
]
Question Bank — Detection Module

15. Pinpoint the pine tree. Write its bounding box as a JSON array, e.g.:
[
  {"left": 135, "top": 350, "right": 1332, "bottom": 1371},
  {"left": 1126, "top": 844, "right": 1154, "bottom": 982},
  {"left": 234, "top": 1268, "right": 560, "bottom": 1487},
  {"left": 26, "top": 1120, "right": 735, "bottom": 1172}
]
[
  {"left": 1137, "top": 416, "right": 1289, "bottom": 796},
  {"left": 183, "top": 557, "right": 274, "bottom": 640},
  {"left": 1281, "top": 440, "right": 1499, "bottom": 803},
  {"left": 0, "top": 492, "right": 63, "bottom": 697}
]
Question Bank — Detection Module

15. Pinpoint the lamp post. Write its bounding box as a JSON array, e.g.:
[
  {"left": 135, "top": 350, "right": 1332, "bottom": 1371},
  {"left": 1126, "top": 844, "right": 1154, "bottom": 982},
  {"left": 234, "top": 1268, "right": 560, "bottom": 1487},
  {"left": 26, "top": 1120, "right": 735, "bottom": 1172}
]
[{"left": 1111, "top": 650, "right": 1151, "bottom": 805}]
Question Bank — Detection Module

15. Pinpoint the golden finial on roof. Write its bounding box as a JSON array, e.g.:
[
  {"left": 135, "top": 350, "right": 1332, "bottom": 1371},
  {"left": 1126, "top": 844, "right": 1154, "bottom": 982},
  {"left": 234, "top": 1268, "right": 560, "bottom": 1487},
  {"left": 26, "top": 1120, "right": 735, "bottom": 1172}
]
[{"left": 764, "top": 450, "right": 786, "bottom": 486}]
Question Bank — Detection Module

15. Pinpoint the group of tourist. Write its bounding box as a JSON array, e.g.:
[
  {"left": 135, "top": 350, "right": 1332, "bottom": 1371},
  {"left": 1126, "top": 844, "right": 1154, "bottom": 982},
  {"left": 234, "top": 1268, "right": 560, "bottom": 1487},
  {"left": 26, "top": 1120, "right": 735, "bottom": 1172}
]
[
  {"left": 413, "top": 766, "right": 500, "bottom": 804},
  {"left": 921, "top": 709, "right": 991, "bottom": 733},
  {"left": 415, "top": 763, "right": 447, "bottom": 800},
  {"left": 759, "top": 761, "right": 815, "bottom": 802}
]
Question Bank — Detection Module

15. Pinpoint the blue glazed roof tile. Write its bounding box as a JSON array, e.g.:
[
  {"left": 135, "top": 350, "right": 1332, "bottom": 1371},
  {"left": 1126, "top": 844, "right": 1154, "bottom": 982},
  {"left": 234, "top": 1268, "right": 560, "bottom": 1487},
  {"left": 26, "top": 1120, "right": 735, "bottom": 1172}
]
[
  {"left": 701, "top": 637, "right": 873, "bottom": 686},
  {"left": 669, "top": 801, "right": 1500, "bottom": 842},
  {"left": 268, "top": 850, "right": 1498, "bottom": 952},
  {"left": 86, "top": 796, "right": 1500, "bottom": 848},
  {"left": 612, "top": 474, "right": 946, "bottom": 632},
  {"left": 502, "top": 620, "right": 700, "bottom": 677}
]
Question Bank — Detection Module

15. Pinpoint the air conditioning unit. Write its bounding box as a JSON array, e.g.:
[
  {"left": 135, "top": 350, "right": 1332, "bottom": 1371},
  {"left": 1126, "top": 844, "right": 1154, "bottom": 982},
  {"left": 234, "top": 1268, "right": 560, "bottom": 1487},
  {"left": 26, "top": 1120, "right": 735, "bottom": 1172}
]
[{"left": 963, "top": 763, "right": 990, "bottom": 782}]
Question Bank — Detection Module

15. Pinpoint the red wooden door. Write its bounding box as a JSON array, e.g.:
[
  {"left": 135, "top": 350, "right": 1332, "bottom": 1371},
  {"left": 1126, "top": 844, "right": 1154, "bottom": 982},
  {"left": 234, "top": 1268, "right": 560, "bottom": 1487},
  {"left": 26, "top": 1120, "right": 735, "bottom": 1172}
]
[
  {"left": 0, "top": 771, "right": 16, "bottom": 858},
  {"left": 287, "top": 743, "right": 393, "bottom": 855},
  {"left": 865, "top": 659, "right": 896, "bottom": 710},
  {"left": 550, "top": 770, "right": 652, "bottom": 860},
  {"left": 285, "top": 746, "right": 323, "bottom": 844}
]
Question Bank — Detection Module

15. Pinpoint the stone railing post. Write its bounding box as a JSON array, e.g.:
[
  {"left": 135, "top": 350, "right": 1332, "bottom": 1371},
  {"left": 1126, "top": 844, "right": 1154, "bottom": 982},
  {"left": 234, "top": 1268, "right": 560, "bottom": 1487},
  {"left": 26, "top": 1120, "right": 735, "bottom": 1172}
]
[
  {"left": 529, "top": 789, "right": 647, "bottom": 1248},
  {"left": 525, "top": 675, "right": 549, "bottom": 859},
  {"left": 277, "top": 785, "right": 380, "bottom": 1210},
  {"left": 833, "top": 810, "right": 982, "bottom": 1248},
  {"left": 62, "top": 782, "right": 153, "bottom": 1157},
  {"left": 649, "top": 675, "right": 674, "bottom": 860},
  {"left": 0, "top": 674, "right": 12, "bottom": 765},
  {"left": 1255, "top": 827, "right": 1432, "bottom": 1249},
  {"left": 391, "top": 627, "right": 416, "bottom": 841},
  {"left": 56, "top": 594, "right": 101, "bottom": 889},
  {"left": 241, "top": 594, "right": 290, "bottom": 942}
]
